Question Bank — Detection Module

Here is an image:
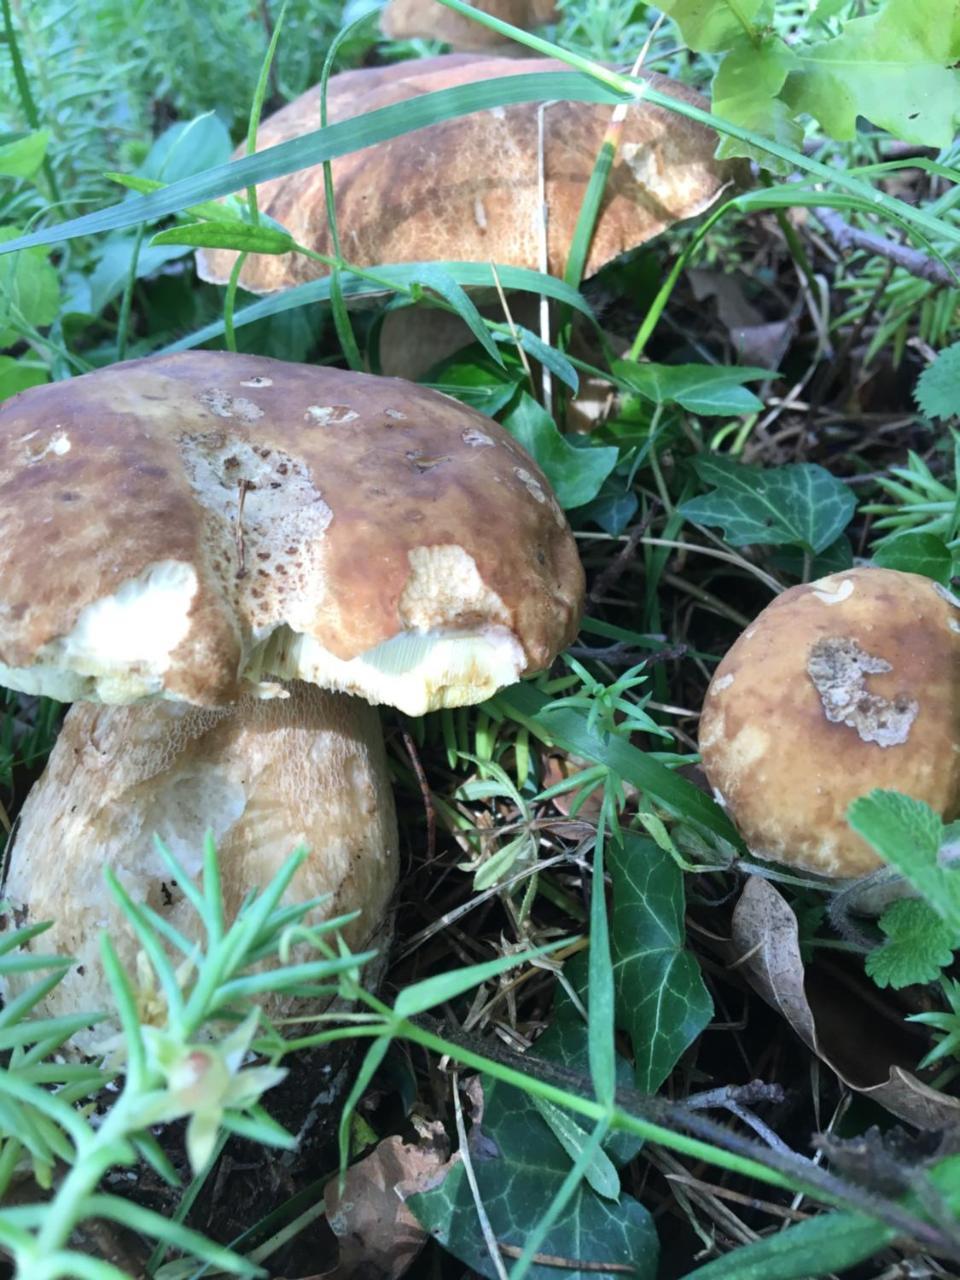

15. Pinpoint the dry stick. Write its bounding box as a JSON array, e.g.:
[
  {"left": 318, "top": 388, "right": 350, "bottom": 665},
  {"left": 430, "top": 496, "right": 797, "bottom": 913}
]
[
  {"left": 401, "top": 728, "right": 437, "bottom": 867},
  {"left": 535, "top": 101, "right": 554, "bottom": 417},
  {"left": 586, "top": 502, "right": 660, "bottom": 608},
  {"left": 814, "top": 206, "right": 960, "bottom": 289},
  {"left": 498, "top": 1242, "right": 635, "bottom": 1272},
  {"left": 451, "top": 1071, "right": 510, "bottom": 1280}
]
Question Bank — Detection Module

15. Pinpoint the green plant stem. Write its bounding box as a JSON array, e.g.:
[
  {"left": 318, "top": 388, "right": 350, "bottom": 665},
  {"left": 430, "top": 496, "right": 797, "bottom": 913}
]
[
  {"left": 0, "top": 0, "right": 62, "bottom": 207},
  {"left": 224, "top": 254, "right": 247, "bottom": 353},
  {"left": 115, "top": 223, "right": 147, "bottom": 363}
]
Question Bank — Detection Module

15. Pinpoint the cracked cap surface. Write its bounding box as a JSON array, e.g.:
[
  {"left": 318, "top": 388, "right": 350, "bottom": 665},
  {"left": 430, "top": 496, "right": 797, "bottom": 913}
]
[
  {"left": 698, "top": 566, "right": 960, "bottom": 877},
  {"left": 0, "top": 351, "right": 584, "bottom": 714}
]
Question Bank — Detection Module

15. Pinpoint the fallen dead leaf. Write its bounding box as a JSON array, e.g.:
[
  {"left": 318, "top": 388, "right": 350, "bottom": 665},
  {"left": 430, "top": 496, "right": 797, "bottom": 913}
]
[
  {"left": 729, "top": 875, "right": 960, "bottom": 1130},
  {"left": 318, "top": 1121, "right": 455, "bottom": 1279}
]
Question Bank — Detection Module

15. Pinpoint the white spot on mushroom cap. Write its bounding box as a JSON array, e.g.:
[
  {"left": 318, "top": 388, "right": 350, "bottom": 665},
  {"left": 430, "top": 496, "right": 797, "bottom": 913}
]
[
  {"left": 199, "top": 389, "right": 264, "bottom": 421},
  {"left": 514, "top": 467, "right": 547, "bottom": 504},
  {"left": 713, "top": 673, "right": 735, "bottom": 692},
  {"left": 812, "top": 578, "right": 855, "bottom": 606},
  {"left": 462, "top": 428, "right": 495, "bottom": 447},
  {"left": 806, "top": 635, "right": 917, "bottom": 747},
  {"left": 240, "top": 376, "right": 273, "bottom": 388},
  {"left": 399, "top": 545, "right": 510, "bottom": 632},
  {"left": 24, "top": 429, "right": 71, "bottom": 463},
  {"left": 305, "top": 404, "right": 358, "bottom": 425},
  {"left": 474, "top": 198, "right": 488, "bottom": 230}
]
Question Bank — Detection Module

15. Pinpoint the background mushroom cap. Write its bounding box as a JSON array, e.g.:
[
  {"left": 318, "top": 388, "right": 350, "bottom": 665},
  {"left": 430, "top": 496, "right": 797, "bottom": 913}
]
[
  {"left": 0, "top": 351, "right": 583, "bottom": 714},
  {"left": 381, "top": 0, "right": 557, "bottom": 50},
  {"left": 195, "top": 54, "right": 737, "bottom": 294},
  {"left": 698, "top": 567, "right": 960, "bottom": 877},
  {"left": 2, "top": 684, "right": 397, "bottom": 1052}
]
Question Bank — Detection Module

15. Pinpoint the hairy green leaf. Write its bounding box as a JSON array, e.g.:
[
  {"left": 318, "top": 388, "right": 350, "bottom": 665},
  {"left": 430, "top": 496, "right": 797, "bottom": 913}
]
[
  {"left": 914, "top": 342, "right": 960, "bottom": 421},
  {"left": 866, "top": 898, "right": 957, "bottom": 989},
  {"left": 680, "top": 457, "right": 855, "bottom": 553},
  {"left": 847, "top": 791, "right": 960, "bottom": 935}
]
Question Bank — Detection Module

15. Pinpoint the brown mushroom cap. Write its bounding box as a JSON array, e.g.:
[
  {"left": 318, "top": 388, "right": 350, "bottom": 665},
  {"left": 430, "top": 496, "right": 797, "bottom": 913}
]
[
  {"left": 3, "top": 684, "right": 397, "bottom": 1051},
  {"left": 381, "top": 0, "right": 557, "bottom": 50},
  {"left": 0, "top": 351, "right": 583, "bottom": 715},
  {"left": 195, "top": 54, "right": 736, "bottom": 294},
  {"left": 698, "top": 567, "right": 960, "bottom": 878}
]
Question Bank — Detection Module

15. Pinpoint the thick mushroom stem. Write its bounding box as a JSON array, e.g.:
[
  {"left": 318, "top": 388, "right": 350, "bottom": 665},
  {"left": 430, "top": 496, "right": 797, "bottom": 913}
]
[{"left": 2, "top": 683, "right": 398, "bottom": 1053}]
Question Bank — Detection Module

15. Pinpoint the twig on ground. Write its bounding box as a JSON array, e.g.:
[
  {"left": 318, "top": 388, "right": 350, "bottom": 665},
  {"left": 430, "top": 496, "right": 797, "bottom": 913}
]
[{"left": 814, "top": 206, "right": 960, "bottom": 289}]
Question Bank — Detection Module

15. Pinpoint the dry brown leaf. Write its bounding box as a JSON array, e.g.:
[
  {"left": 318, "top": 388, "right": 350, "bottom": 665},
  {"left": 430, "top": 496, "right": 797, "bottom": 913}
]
[
  {"left": 320, "top": 1122, "right": 454, "bottom": 1279},
  {"left": 196, "top": 54, "right": 739, "bottom": 293},
  {"left": 381, "top": 0, "right": 556, "bottom": 51},
  {"left": 729, "top": 875, "right": 960, "bottom": 1130}
]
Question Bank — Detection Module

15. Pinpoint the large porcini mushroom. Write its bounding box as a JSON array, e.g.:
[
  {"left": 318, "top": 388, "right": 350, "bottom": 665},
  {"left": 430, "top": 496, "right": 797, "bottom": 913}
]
[
  {"left": 0, "top": 351, "right": 583, "bottom": 1045},
  {"left": 195, "top": 54, "right": 736, "bottom": 295},
  {"left": 381, "top": 0, "right": 557, "bottom": 51},
  {"left": 698, "top": 567, "right": 960, "bottom": 878}
]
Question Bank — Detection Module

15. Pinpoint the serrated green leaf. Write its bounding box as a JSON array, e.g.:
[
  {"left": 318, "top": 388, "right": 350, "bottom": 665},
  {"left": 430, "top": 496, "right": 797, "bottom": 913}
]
[
  {"left": 865, "top": 898, "right": 956, "bottom": 989},
  {"left": 872, "top": 532, "right": 953, "bottom": 584},
  {"left": 712, "top": 37, "right": 803, "bottom": 169},
  {"left": 683, "top": 1209, "right": 896, "bottom": 1280},
  {"left": 783, "top": 0, "right": 960, "bottom": 147},
  {"left": 502, "top": 393, "right": 618, "bottom": 510},
  {"left": 614, "top": 360, "right": 769, "bottom": 416},
  {"left": 0, "top": 129, "right": 49, "bottom": 180},
  {"left": 610, "top": 836, "right": 712, "bottom": 1091},
  {"left": 658, "top": 0, "right": 774, "bottom": 52},
  {"left": 680, "top": 457, "right": 856, "bottom": 553},
  {"left": 914, "top": 342, "right": 960, "bottom": 421},
  {"left": 847, "top": 791, "right": 960, "bottom": 936},
  {"left": 151, "top": 222, "right": 295, "bottom": 254}
]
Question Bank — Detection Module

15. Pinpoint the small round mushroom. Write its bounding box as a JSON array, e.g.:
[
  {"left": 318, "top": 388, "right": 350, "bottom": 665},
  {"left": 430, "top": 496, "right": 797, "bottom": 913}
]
[
  {"left": 0, "top": 351, "right": 584, "bottom": 1041},
  {"left": 195, "top": 54, "right": 738, "bottom": 294},
  {"left": 698, "top": 567, "right": 960, "bottom": 877}
]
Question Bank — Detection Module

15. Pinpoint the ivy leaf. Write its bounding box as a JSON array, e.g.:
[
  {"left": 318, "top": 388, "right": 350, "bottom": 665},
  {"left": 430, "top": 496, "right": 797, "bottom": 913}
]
[
  {"left": 425, "top": 348, "right": 521, "bottom": 416},
  {"left": 502, "top": 393, "right": 618, "bottom": 510},
  {"left": 610, "top": 836, "right": 712, "bottom": 1092},
  {"left": 783, "top": 0, "right": 960, "bottom": 147},
  {"left": 914, "top": 342, "right": 960, "bottom": 421},
  {"left": 679, "top": 457, "right": 855, "bottom": 554},
  {"left": 872, "top": 532, "right": 953, "bottom": 584},
  {"left": 408, "top": 978, "right": 658, "bottom": 1280},
  {"left": 865, "top": 898, "right": 957, "bottom": 990},
  {"left": 614, "top": 360, "right": 769, "bottom": 416},
  {"left": 657, "top": 0, "right": 774, "bottom": 52},
  {"left": 847, "top": 791, "right": 960, "bottom": 936}
]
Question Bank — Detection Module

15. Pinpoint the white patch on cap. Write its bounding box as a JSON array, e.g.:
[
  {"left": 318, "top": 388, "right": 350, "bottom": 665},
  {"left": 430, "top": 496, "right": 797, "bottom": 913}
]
[
  {"left": 305, "top": 405, "right": 358, "bottom": 425},
  {"left": 463, "top": 428, "right": 494, "bottom": 447},
  {"left": 812, "top": 578, "right": 855, "bottom": 606},
  {"left": 712, "top": 673, "right": 735, "bottom": 692},
  {"left": 474, "top": 198, "right": 488, "bottom": 230},
  {"left": 514, "top": 467, "right": 547, "bottom": 504},
  {"left": 24, "top": 429, "right": 71, "bottom": 463},
  {"left": 199, "top": 389, "right": 264, "bottom": 422},
  {"left": 0, "top": 561, "right": 200, "bottom": 703},
  {"left": 399, "top": 545, "right": 510, "bottom": 632}
]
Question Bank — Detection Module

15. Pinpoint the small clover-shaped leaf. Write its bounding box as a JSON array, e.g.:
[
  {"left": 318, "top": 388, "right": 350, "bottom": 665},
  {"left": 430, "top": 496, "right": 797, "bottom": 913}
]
[{"left": 865, "top": 898, "right": 956, "bottom": 989}]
